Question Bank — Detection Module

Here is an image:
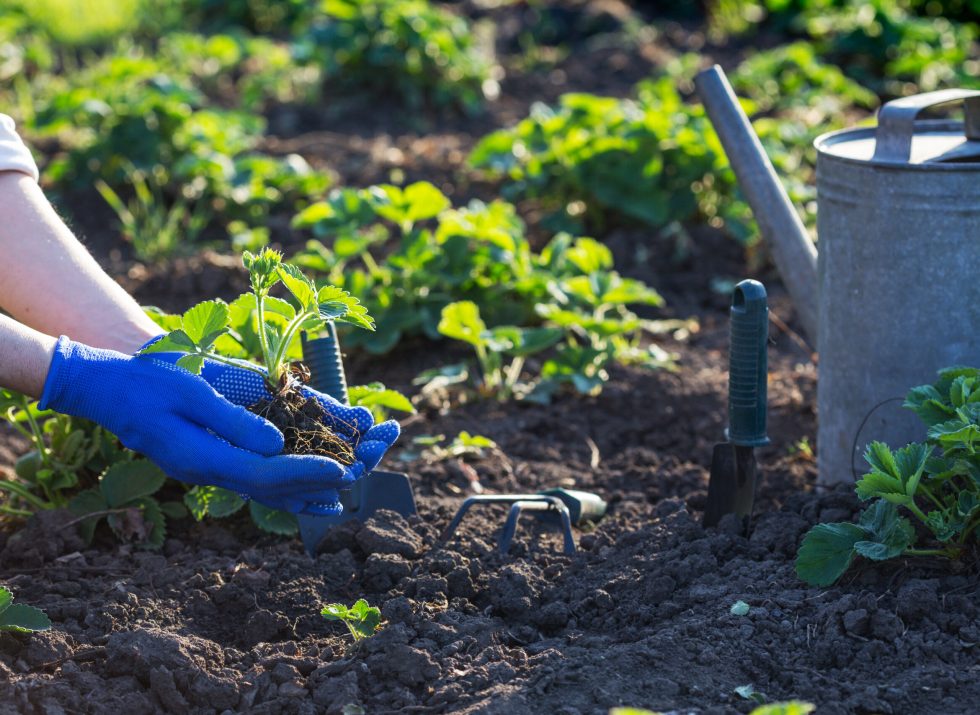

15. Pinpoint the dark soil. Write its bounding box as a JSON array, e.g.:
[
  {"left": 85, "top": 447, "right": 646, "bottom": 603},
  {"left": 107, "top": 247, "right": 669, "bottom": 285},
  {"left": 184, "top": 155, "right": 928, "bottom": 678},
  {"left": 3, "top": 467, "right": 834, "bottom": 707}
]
[
  {"left": 2, "top": 4, "right": 977, "bottom": 714},
  {"left": 249, "top": 387, "right": 355, "bottom": 466}
]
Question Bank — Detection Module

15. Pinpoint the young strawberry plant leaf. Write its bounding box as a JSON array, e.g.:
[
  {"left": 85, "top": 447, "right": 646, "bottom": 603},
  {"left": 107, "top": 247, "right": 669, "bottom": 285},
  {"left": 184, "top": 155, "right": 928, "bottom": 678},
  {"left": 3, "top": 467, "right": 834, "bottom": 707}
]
[
  {"left": 317, "top": 286, "right": 374, "bottom": 330},
  {"left": 438, "top": 301, "right": 486, "bottom": 347},
  {"left": 321, "top": 598, "right": 382, "bottom": 641},
  {"left": 249, "top": 501, "right": 298, "bottom": 536},
  {"left": 750, "top": 703, "right": 816, "bottom": 715},
  {"left": 181, "top": 299, "right": 231, "bottom": 348},
  {"left": 176, "top": 354, "right": 205, "bottom": 374},
  {"left": 278, "top": 262, "right": 318, "bottom": 311},
  {"left": 185, "top": 486, "right": 246, "bottom": 520},
  {"left": 68, "top": 488, "right": 109, "bottom": 545},
  {"left": 795, "top": 521, "right": 866, "bottom": 586},
  {"left": 0, "top": 601, "right": 52, "bottom": 633},
  {"left": 243, "top": 248, "right": 283, "bottom": 294},
  {"left": 852, "top": 500, "right": 915, "bottom": 560},
  {"left": 100, "top": 461, "right": 167, "bottom": 508},
  {"left": 0, "top": 587, "right": 10, "bottom": 613}
]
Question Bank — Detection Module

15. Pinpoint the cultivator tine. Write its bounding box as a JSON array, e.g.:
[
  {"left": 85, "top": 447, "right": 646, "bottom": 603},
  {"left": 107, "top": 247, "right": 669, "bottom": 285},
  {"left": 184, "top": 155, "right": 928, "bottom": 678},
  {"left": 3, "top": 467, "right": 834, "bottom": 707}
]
[{"left": 443, "top": 492, "right": 598, "bottom": 555}]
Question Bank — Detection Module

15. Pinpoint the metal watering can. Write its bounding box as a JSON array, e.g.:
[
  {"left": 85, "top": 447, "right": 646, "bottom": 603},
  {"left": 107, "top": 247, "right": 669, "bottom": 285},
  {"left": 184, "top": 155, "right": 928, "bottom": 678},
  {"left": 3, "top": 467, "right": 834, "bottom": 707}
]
[{"left": 696, "top": 66, "right": 980, "bottom": 485}]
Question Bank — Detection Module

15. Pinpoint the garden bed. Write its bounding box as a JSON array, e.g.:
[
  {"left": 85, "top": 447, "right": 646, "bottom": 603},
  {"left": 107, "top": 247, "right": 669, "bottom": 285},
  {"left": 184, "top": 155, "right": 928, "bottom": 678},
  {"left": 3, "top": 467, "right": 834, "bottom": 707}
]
[{"left": 3, "top": 239, "right": 978, "bottom": 714}]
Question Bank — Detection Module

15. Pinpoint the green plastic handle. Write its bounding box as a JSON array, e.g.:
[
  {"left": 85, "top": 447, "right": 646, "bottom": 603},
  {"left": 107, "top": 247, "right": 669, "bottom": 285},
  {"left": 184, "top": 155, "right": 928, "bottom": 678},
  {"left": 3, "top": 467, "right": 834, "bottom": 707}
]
[
  {"left": 301, "top": 322, "right": 349, "bottom": 405},
  {"left": 727, "top": 280, "right": 769, "bottom": 447}
]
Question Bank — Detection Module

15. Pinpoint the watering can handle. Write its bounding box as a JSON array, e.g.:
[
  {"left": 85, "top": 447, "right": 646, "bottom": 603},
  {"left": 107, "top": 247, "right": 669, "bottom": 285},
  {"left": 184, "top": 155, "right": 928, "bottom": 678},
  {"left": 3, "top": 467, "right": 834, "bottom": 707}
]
[{"left": 873, "top": 88, "right": 980, "bottom": 163}]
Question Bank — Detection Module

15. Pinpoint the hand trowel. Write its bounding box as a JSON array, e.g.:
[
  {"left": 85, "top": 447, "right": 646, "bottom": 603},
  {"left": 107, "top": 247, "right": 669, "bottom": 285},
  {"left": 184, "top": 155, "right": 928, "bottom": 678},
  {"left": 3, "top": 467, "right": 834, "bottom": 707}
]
[{"left": 703, "top": 280, "right": 770, "bottom": 528}]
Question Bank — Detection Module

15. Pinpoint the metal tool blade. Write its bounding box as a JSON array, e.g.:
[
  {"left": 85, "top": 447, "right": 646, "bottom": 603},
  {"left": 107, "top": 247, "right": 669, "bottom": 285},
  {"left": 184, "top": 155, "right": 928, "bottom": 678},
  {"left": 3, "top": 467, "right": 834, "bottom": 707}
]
[{"left": 703, "top": 443, "right": 757, "bottom": 527}]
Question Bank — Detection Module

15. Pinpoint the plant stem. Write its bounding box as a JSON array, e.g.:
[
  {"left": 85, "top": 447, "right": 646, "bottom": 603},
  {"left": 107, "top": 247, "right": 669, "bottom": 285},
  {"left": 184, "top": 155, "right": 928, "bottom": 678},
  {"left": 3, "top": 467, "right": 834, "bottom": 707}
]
[
  {"left": 905, "top": 500, "right": 932, "bottom": 527},
  {"left": 904, "top": 547, "right": 959, "bottom": 558},
  {"left": 0, "top": 480, "right": 49, "bottom": 510},
  {"left": 200, "top": 352, "right": 269, "bottom": 380},
  {"left": 270, "top": 312, "right": 315, "bottom": 386},
  {"left": 255, "top": 290, "right": 271, "bottom": 371},
  {"left": 0, "top": 504, "right": 32, "bottom": 517}
]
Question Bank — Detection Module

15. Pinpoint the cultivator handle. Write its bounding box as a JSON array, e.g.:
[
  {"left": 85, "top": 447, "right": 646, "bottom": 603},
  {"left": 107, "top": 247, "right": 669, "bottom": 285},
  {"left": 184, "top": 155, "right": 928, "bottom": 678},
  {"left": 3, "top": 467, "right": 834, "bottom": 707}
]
[
  {"left": 301, "top": 323, "right": 348, "bottom": 404},
  {"left": 727, "top": 280, "right": 769, "bottom": 447}
]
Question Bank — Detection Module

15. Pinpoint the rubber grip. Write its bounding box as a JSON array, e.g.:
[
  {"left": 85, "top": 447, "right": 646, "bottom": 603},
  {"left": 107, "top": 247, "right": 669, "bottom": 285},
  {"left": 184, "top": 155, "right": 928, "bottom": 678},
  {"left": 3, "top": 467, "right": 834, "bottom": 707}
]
[
  {"left": 728, "top": 280, "right": 770, "bottom": 447},
  {"left": 301, "top": 323, "right": 349, "bottom": 405}
]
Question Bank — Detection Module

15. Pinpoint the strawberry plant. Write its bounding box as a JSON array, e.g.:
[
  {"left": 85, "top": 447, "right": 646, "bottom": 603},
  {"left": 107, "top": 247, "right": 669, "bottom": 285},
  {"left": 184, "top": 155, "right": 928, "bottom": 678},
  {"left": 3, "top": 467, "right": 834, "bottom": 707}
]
[
  {"left": 69, "top": 460, "right": 186, "bottom": 550},
  {"left": 796, "top": 367, "right": 980, "bottom": 587},
  {"left": 306, "top": 0, "right": 496, "bottom": 112},
  {"left": 0, "top": 587, "right": 51, "bottom": 634},
  {"left": 321, "top": 599, "right": 382, "bottom": 641},
  {"left": 141, "top": 248, "right": 373, "bottom": 469}
]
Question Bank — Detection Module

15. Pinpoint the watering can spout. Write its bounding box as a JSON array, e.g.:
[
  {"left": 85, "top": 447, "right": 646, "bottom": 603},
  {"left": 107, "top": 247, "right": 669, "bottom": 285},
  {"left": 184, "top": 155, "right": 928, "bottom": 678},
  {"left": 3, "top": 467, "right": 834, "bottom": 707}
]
[{"left": 694, "top": 65, "right": 819, "bottom": 346}]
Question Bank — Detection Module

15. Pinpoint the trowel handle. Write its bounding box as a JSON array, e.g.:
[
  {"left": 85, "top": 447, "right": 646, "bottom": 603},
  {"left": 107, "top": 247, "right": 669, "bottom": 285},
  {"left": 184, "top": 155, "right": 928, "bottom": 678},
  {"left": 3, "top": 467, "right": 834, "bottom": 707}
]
[
  {"left": 301, "top": 323, "right": 349, "bottom": 405},
  {"left": 873, "top": 88, "right": 980, "bottom": 163},
  {"left": 728, "top": 280, "right": 769, "bottom": 447}
]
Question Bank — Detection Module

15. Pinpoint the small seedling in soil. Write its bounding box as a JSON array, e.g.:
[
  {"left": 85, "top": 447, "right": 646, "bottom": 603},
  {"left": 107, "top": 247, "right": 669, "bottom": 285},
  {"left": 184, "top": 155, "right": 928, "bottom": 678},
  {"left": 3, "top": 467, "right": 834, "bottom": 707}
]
[
  {"left": 0, "top": 586, "right": 51, "bottom": 633},
  {"left": 321, "top": 599, "right": 381, "bottom": 641},
  {"left": 142, "top": 249, "right": 374, "bottom": 464},
  {"left": 796, "top": 366, "right": 980, "bottom": 586}
]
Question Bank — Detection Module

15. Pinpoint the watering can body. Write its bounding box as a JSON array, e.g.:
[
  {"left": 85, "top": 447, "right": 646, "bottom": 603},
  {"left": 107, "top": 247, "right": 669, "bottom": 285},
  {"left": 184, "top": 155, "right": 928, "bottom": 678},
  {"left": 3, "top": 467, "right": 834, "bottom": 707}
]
[
  {"left": 815, "top": 89, "right": 980, "bottom": 483},
  {"left": 696, "top": 68, "right": 980, "bottom": 485}
]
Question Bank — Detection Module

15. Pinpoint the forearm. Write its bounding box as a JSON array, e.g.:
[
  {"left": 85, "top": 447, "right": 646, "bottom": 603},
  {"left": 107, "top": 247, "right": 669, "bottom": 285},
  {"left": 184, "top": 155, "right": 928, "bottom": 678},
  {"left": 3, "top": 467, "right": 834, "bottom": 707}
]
[
  {"left": 0, "top": 172, "right": 161, "bottom": 352},
  {"left": 0, "top": 313, "right": 57, "bottom": 397}
]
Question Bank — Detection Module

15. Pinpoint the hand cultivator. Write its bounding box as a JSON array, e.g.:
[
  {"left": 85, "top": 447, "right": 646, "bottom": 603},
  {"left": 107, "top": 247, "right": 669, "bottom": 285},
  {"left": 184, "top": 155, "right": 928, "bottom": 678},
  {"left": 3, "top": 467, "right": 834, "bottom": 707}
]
[
  {"left": 442, "top": 488, "right": 607, "bottom": 554},
  {"left": 298, "top": 326, "right": 417, "bottom": 555}
]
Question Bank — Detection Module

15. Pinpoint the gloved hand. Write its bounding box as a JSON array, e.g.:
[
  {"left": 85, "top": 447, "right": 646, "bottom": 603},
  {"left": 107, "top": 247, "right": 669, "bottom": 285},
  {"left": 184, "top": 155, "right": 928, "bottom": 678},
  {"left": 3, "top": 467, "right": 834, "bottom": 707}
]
[
  {"left": 38, "top": 336, "right": 380, "bottom": 515},
  {"left": 140, "top": 338, "right": 401, "bottom": 514}
]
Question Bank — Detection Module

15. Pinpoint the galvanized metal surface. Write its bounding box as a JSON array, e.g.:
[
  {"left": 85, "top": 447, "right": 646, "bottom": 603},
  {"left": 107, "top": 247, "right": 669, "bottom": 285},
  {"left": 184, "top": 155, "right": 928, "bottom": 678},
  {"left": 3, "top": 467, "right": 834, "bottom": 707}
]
[
  {"left": 816, "top": 110, "right": 980, "bottom": 483},
  {"left": 694, "top": 65, "right": 819, "bottom": 344}
]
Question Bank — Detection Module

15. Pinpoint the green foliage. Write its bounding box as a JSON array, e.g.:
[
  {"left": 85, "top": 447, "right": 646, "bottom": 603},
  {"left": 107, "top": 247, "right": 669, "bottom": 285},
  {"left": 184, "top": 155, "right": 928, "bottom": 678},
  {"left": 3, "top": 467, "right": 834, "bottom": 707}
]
[
  {"left": 796, "top": 367, "right": 980, "bottom": 586},
  {"left": 69, "top": 460, "right": 185, "bottom": 549},
  {"left": 17, "top": 0, "right": 142, "bottom": 47},
  {"left": 96, "top": 165, "right": 210, "bottom": 261},
  {"left": 610, "top": 703, "right": 814, "bottom": 715},
  {"left": 470, "top": 76, "right": 739, "bottom": 236},
  {"left": 321, "top": 599, "right": 382, "bottom": 641},
  {"left": 0, "top": 586, "right": 51, "bottom": 634},
  {"left": 0, "top": 391, "right": 127, "bottom": 516},
  {"left": 142, "top": 249, "right": 373, "bottom": 390},
  {"left": 182, "top": 485, "right": 298, "bottom": 536},
  {"left": 348, "top": 383, "right": 415, "bottom": 422},
  {"left": 292, "top": 183, "right": 678, "bottom": 400},
  {"left": 308, "top": 0, "right": 495, "bottom": 112}
]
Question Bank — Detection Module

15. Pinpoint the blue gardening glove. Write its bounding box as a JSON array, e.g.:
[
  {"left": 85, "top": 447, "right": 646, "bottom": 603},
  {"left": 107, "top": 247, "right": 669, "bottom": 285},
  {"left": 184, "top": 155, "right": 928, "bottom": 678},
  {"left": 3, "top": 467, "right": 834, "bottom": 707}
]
[
  {"left": 141, "top": 342, "right": 401, "bottom": 512},
  {"left": 38, "top": 337, "right": 363, "bottom": 515}
]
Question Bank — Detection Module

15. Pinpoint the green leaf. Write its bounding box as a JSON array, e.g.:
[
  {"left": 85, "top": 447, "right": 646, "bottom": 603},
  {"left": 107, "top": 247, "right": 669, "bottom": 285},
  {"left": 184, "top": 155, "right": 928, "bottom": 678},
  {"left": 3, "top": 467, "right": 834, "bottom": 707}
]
[
  {"left": 278, "top": 263, "right": 318, "bottom": 310},
  {"left": 138, "top": 330, "right": 196, "bottom": 355},
  {"left": 68, "top": 488, "right": 109, "bottom": 545},
  {"left": 185, "top": 486, "right": 246, "bottom": 520},
  {"left": 348, "top": 383, "right": 416, "bottom": 414},
  {"left": 734, "top": 684, "right": 767, "bottom": 704},
  {"left": 749, "top": 703, "right": 816, "bottom": 715},
  {"left": 159, "top": 501, "right": 188, "bottom": 520},
  {"left": 402, "top": 182, "right": 450, "bottom": 223},
  {"left": 853, "top": 500, "right": 915, "bottom": 560},
  {"left": 182, "top": 300, "right": 230, "bottom": 347},
  {"left": 249, "top": 501, "right": 298, "bottom": 535},
  {"left": 321, "top": 603, "right": 349, "bottom": 620},
  {"left": 243, "top": 248, "right": 283, "bottom": 293},
  {"left": 795, "top": 522, "right": 866, "bottom": 586},
  {"left": 176, "top": 354, "right": 205, "bottom": 374},
  {"left": 0, "top": 587, "right": 11, "bottom": 615},
  {"left": 0, "top": 603, "right": 52, "bottom": 633},
  {"left": 99, "top": 460, "right": 167, "bottom": 508},
  {"left": 438, "top": 301, "right": 487, "bottom": 347}
]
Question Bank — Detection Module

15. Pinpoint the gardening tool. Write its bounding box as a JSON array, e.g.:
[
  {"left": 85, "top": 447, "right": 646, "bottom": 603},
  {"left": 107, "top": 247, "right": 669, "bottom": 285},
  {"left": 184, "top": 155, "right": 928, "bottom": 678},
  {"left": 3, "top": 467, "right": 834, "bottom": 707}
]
[
  {"left": 703, "top": 280, "right": 769, "bottom": 528},
  {"left": 296, "top": 324, "right": 417, "bottom": 554},
  {"left": 442, "top": 487, "right": 607, "bottom": 555},
  {"left": 695, "top": 65, "right": 980, "bottom": 485}
]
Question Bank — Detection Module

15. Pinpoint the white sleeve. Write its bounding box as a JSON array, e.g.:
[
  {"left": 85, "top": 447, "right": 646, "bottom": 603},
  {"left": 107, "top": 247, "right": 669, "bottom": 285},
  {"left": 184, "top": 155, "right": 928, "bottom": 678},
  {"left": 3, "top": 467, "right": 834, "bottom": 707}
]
[{"left": 0, "top": 114, "right": 39, "bottom": 182}]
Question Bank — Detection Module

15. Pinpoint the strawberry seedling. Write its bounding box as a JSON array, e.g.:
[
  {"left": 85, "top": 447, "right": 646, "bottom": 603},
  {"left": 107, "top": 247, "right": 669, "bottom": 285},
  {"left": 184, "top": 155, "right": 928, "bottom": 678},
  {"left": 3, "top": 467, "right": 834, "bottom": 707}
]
[
  {"left": 142, "top": 249, "right": 374, "bottom": 465},
  {"left": 796, "top": 367, "right": 980, "bottom": 586},
  {"left": 321, "top": 599, "right": 382, "bottom": 642}
]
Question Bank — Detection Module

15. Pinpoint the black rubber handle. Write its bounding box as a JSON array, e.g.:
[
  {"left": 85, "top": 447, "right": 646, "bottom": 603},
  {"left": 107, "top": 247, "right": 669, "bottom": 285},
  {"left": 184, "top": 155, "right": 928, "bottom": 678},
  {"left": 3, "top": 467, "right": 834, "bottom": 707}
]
[{"left": 728, "top": 280, "right": 769, "bottom": 447}]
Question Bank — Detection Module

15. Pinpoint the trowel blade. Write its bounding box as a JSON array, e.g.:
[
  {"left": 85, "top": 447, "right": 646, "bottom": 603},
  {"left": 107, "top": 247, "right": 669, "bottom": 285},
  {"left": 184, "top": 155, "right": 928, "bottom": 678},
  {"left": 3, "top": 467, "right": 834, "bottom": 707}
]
[
  {"left": 703, "top": 442, "right": 757, "bottom": 528},
  {"left": 297, "top": 469, "right": 417, "bottom": 555}
]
